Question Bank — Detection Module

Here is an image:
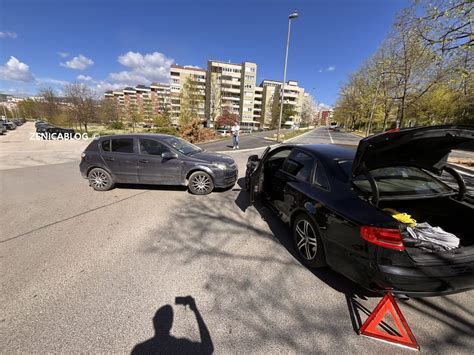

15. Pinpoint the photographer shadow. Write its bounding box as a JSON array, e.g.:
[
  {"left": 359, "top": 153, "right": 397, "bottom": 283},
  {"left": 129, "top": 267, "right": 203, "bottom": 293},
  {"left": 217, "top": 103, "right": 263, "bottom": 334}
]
[{"left": 131, "top": 296, "right": 214, "bottom": 354}]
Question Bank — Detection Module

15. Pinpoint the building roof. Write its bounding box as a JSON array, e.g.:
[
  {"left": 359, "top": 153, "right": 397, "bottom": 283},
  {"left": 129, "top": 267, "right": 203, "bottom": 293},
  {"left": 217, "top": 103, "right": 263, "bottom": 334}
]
[{"left": 171, "top": 64, "right": 206, "bottom": 73}]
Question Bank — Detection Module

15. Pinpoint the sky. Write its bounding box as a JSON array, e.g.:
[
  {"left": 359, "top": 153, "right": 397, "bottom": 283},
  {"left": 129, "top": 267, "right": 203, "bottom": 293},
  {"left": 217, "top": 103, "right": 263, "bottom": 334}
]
[{"left": 0, "top": 0, "right": 412, "bottom": 106}]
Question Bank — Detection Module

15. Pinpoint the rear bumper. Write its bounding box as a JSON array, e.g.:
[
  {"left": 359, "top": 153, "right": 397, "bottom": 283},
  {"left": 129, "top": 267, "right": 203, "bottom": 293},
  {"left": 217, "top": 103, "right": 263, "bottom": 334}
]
[
  {"left": 79, "top": 160, "right": 89, "bottom": 178},
  {"left": 371, "top": 263, "right": 474, "bottom": 296}
]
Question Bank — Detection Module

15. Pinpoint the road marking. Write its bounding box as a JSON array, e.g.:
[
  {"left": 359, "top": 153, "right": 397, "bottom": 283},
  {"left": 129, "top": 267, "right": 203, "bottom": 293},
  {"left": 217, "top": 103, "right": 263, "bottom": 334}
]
[{"left": 327, "top": 128, "right": 334, "bottom": 144}]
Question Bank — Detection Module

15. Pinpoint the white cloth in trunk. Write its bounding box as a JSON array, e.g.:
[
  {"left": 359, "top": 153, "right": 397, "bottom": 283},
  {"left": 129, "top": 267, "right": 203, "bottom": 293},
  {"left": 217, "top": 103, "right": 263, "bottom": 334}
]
[{"left": 407, "top": 222, "right": 460, "bottom": 250}]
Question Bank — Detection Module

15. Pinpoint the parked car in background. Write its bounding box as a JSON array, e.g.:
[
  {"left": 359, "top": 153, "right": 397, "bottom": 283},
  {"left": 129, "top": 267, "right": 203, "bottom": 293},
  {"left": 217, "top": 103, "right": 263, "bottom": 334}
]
[
  {"left": 80, "top": 134, "right": 238, "bottom": 194},
  {"left": 245, "top": 125, "right": 474, "bottom": 296},
  {"left": 1, "top": 120, "right": 16, "bottom": 130},
  {"left": 44, "top": 126, "right": 75, "bottom": 138},
  {"left": 216, "top": 129, "right": 230, "bottom": 137},
  {"left": 0, "top": 124, "right": 7, "bottom": 135},
  {"left": 36, "top": 122, "right": 55, "bottom": 134}
]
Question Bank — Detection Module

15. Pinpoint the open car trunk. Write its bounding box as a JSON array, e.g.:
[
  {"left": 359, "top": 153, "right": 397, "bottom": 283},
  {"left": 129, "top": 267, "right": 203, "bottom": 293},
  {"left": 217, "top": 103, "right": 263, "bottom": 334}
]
[{"left": 378, "top": 196, "right": 474, "bottom": 263}]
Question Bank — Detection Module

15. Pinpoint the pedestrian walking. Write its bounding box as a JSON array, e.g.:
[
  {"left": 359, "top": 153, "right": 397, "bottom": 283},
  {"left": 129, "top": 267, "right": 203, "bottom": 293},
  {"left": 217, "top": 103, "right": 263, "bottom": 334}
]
[{"left": 231, "top": 121, "right": 240, "bottom": 149}]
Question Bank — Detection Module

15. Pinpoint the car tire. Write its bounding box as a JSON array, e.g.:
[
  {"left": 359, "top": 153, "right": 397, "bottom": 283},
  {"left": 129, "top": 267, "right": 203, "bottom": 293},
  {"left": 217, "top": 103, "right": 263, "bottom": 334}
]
[
  {"left": 188, "top": 171, "right": 214, "bottom": 195},
  {"left": 88, "top": 168, "right": 115, "bottom": 191},
  {"left": 292, "top": 214, "right": 326, "bottom": 268}
]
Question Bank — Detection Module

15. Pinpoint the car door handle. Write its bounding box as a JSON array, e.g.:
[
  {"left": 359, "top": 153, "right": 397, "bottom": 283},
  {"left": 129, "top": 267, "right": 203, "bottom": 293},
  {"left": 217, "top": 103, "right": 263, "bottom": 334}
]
[
  {"left": 139, "top": 159, "right": 149, "bottom": 163},
  {"left": 104, "top": 157, "right": 114, "bottom": 161}
]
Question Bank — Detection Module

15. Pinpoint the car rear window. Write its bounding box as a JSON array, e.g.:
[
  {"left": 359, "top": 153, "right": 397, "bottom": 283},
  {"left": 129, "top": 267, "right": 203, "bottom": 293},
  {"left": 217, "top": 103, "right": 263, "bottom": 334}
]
[
  {"left": 282, "top": 150, "right": 315, "bottom": 182},
  {"left": 111, "top": 138, "right": 134, "bottom": 153},
  {"left": 338, "top": 161, "right": 452, "bottom": 196}
]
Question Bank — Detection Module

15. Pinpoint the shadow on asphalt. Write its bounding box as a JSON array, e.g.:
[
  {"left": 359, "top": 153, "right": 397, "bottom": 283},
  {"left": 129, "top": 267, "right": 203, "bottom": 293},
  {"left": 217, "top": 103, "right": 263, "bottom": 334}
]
[
  {"left": 139, "top": 176, "right": 474, "bottom": 352},
  {"left": 114, "top": 183, "right": 234, "bottom": 194},
  {"left": 131, "top": 295, "right": 214, "bottom": 354},
  {"left": 234, "top": 178, "right": 372, "bottom": 299},
  {"left": 232, "top": 177, "right": 474, "bottom": 345}
]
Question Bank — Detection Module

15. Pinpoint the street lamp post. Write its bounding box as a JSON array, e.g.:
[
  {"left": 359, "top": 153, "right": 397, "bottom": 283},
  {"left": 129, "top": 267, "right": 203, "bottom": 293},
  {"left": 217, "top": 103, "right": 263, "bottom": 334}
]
[{"left": 276, "top": 10, "right": 299, "bottom": 143}]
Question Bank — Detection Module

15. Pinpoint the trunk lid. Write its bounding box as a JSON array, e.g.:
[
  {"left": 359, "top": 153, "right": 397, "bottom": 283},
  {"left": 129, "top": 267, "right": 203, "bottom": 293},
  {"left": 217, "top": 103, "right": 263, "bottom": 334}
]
[{"left": 352, "top": 125, "right": 474, "bottom": 177}]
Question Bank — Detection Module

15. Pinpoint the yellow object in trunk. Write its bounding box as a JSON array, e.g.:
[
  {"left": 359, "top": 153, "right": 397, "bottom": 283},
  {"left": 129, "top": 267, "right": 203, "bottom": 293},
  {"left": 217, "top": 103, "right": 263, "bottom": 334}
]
[{"left": 383, "top": 208, "right": 417, "bottom": 227}]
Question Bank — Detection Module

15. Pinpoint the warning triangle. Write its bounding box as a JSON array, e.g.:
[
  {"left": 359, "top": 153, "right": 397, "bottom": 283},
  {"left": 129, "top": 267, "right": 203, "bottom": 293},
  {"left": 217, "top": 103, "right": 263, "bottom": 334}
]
[{"left": 359, "top": 293, "right": 420, "bottom": 351}]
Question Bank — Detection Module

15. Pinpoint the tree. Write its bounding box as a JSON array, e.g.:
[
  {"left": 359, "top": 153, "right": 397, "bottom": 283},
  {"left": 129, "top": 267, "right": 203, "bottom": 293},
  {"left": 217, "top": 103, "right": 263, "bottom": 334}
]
[
  {"left": 333, "top": 0, "right": 472, "bottom": 131},
  {"left": 208, "top": 73, "right": 224, "bottom": 125},
  {"left": 39, "top": 87, "right": 60, "bottom": 123},
  {"left": 301, "top": 94, "right": 318, "bottom": 126},
  {"left": 269, "top": 88, "right": 298, "bottom": 129},
  {"left": 154, "top": 113, "right": 172, "bottom": 128},
  {"left": 180, "top": 76, "right": 204, "bottom": 126},
  {"left": 216, "top": 107, "right": 239, "bottom": 128},
  {"left": 0, "top": 104, "right": 13, "bottom": 118},
  {"left": 17, "top": 99, "right": 42, "bottom": 119},
  {"left": 414, "top": 0, "right": 473, "bottom": 55},
  {"left": 100, "top": 98, "right": 120, "bottom": 125},
  {"left": 64, "top": 83, "right": 98, "bottom": 133}
]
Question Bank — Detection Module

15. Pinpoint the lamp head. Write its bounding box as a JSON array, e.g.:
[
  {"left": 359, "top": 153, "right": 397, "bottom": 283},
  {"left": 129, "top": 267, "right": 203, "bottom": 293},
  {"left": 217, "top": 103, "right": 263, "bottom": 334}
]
[{"left": 289, "top": 11, "right": 299, "bottom": 19}]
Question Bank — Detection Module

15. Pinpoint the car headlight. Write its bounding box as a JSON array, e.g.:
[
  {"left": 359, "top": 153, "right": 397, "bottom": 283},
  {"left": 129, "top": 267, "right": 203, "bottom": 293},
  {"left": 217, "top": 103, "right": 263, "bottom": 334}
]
[{"left": 212, "top": 163, "right": 227, "bottom": 170}]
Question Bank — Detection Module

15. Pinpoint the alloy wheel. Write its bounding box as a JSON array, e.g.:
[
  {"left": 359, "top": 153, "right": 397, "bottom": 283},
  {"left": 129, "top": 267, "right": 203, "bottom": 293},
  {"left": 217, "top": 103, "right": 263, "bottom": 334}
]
[
  {"left": 191, "top": 174, "right": 212, "bottom": 194},
  {"left": 295, "top": 219, "right": 318, "bottom": 260},
  {"left": 90, "top": 170, "right": 109, "bottom": 190}
]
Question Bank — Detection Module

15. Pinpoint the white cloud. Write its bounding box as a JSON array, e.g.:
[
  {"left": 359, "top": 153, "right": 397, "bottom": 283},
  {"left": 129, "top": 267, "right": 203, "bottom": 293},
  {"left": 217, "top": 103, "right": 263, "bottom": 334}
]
[
  {"left": 0, "top": 56, "right": 35, "bottom": 82},
  {"left": 57, "top": 51, "right": 70, "bottom": 58},
  {"left": 318, "top": 66, "right": 336, "bottom": 73},
  {"left": 0, "top": 31, "right": 17, "bottom": 39},
  {"left": 108, "top": 51, "right": 174, "bottom": 85},
  {"left": 60, "top": 54, "right": 94, "bottom": 70},
  {"left": 95, "top": 81, "right": 127, "bottom": 92},
  {"left": 37, "top": 77, "right": 69, "bottom": 86},
  {"left": 77, "top": 74, "right": 94, "bottom": 82}
]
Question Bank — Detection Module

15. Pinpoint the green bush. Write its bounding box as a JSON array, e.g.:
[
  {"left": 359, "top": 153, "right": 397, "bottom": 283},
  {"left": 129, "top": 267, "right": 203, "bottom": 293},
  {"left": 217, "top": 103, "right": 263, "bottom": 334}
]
[
  {"left": 154, "top": 127, "right": 179, "bottom": 136},
  {"left": 108, "top": 121, "right": 125, "bottom": 129}
]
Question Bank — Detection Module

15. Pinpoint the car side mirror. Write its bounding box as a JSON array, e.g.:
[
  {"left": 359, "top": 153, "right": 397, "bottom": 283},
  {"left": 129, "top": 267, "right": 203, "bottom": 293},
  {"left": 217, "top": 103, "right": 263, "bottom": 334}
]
[
  {"left": 248, "top": 154, "right": 259, "bottom": 162},
  {"left": 162, "top": 151, "right": 178, "bottom": 159}
]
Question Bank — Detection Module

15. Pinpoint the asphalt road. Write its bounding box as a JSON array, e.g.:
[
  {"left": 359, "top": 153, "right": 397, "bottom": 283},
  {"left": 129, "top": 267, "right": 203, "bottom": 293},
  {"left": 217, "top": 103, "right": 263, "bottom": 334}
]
[
  {"left": 1, "top": 126, "right": 473, "bottom": 353},
  {"left": 197, "top": 128, "right": 293, "bottom": 151}
]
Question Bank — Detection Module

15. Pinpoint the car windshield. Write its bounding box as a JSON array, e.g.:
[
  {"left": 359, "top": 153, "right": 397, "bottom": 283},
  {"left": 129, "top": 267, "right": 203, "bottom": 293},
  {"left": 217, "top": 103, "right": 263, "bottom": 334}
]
[
  {"left": 162, "top": 136, "right": 202, "bottom": 155},
  {"left": 337, "top": 160, "right": 452, "bottom": 196}
]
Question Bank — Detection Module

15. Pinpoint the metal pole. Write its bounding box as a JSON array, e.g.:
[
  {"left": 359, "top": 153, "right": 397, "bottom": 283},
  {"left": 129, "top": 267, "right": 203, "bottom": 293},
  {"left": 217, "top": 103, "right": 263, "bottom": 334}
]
[
  {"left": 366, "top": 74, "right": 383, "bottom": 137},
  {"left": 277, "top": 18, "right": 292, "bottom": 143}
]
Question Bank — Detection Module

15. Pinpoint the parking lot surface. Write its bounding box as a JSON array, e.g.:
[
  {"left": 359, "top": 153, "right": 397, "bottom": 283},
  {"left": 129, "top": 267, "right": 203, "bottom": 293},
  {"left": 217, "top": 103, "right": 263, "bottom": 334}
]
[{"left": 0, "top": 124, "right": 473, "bottom": 353}]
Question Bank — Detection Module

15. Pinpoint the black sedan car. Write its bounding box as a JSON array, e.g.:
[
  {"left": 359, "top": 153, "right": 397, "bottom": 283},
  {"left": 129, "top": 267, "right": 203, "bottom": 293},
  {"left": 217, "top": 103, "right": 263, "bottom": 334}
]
[
  {"left": 246, "top": 125, "right": 473, "bottom": 296},
  {"left": 80, "top": 134, "right": 238, "bottom": 194},
  {"left": 1, "top": 120, "right": 16, "bottom": 130}
]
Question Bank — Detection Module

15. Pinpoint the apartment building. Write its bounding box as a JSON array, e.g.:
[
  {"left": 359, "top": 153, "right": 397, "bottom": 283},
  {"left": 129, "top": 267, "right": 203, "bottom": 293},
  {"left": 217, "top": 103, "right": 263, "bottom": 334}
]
[
  {"left": 104, "top": 59, "right": 306, "bottom": 130},
  {"left": 104, "top": 83, "right": 171, "bottom": 122},
  {"left": 260, "top": 79, "right": 305, "bottom": 128},
  {"left": 170, "top": 65, "right": 207, "bottom": 124},
  {"left": 205, "top": 60, "right": 260, "bottom": 129}
]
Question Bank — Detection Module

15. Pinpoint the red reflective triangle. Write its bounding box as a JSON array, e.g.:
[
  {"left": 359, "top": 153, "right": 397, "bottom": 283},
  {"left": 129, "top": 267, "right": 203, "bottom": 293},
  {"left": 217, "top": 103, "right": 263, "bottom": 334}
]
[{"left": 359, "top": 293, "right": 420, "bottom": 351}]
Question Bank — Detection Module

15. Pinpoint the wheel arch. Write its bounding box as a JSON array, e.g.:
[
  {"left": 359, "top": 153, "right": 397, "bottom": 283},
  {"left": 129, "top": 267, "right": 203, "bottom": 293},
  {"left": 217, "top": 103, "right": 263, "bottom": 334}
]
[
  {"left": 86, "top": 165, "right": 113, "bottom": 177},
  {"left": 185, "top": 166, "right": 215, "bottom": 185}
]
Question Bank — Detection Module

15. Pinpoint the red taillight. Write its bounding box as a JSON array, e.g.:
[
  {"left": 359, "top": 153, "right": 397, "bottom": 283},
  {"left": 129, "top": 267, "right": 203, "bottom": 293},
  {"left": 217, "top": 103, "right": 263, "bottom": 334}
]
[{"left": 360, "top": 226, "right": 405, "bottom": 251}]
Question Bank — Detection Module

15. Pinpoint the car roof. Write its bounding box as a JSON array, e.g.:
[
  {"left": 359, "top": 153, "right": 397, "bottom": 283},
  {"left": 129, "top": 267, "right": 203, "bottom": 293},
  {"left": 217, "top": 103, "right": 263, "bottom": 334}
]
[
  {"left": 295, "top": 144, "right": 356, "bottom": 161},
  {"left": 99, "top": 133, "right": 175, "bottom": 140}
]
